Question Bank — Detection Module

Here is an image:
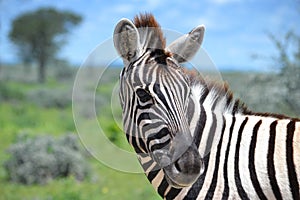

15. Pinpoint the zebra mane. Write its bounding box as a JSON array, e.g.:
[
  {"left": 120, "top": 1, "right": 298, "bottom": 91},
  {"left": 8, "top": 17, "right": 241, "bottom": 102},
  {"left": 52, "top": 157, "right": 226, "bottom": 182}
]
[
  {"left": 184, "top": 68, "right": 300, "bottom": 121},
  {"left": 134, "top": 13, "right": 168, "bottom": 53},
  {"left": 183, "top": 68, "right": 249, "bottom": 115}
]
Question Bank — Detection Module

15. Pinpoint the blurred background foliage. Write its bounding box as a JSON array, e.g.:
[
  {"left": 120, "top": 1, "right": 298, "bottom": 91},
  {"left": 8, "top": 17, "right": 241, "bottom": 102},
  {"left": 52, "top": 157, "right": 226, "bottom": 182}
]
[
  {"left": 0, "top": 3, "right": 299, "bottom": 200},
  {"left": 9, "top": 7, "right": 82, "bottom": 83}
]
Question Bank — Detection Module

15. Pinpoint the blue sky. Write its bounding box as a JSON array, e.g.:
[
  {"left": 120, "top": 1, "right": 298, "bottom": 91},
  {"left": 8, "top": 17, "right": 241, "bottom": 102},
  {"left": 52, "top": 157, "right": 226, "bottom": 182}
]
[{"left": 1, "top": 0, "right": 299, "bottom": 71}]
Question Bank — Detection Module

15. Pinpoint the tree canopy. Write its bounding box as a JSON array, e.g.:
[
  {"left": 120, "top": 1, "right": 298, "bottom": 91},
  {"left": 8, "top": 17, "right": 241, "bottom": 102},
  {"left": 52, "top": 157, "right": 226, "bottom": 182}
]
[
  {"left": 270, "top": 31, "right": 300, "bottom": 114},
  {"left": 9, "top": 7, "right": 82, "bottom": 83}
]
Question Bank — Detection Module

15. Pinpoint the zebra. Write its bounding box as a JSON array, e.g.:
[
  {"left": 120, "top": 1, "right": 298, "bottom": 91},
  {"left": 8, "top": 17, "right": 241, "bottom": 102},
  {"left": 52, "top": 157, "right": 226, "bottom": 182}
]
[{"left": 113, "top": 13, "right": 300, "bottom": 200}]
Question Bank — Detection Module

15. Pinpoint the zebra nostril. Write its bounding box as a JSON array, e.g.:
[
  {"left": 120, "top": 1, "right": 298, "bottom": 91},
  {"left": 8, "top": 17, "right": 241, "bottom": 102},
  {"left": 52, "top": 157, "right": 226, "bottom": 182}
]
[
  {"left": 172, "top": 147, "right": 202, "bottom": 176},
  {"left": 174, "top": 160, "right": 182, "bottom": 173},
  {"left": 164, "top": 149, "right": 202, "bottom": 188},
  {"left": 174, "top": 157, "right": 198, "bottom": 175}
]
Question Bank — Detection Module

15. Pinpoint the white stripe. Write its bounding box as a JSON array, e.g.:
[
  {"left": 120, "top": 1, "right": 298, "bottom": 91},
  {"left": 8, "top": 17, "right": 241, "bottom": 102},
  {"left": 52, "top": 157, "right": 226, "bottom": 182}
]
[
  {"left": 189, "top": 85, "right": 202, "bottom": 137},
  {"left": 275, "top": 120, "right": 293, "bottom": 199},
  {"left": 210, "top": 114, "right": 228, "bottom": 198},
  {"left": 152, "top": 170, "right": 164, "bottom": 190},
  {"left": 237, "top": 115, "right": 260, "bottom": 199},
  {"left": 198, "top": 89, "right": 217, "bottom": 157},
  {"left": 254, "top": 116, "right": 277, "bottom": 199},
  {"left": 294, "top": 122, "right": 300, "bottom": 191},
  {"left": 226, "top": 115, "right": 242, "bottom": 198}
]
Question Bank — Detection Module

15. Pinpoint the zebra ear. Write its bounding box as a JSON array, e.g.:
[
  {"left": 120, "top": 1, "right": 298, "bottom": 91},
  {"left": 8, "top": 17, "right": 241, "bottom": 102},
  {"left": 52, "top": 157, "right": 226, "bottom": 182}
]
[
  {"left": 113, "top": 18, "right": 140, "bottom": 62},
  {"left": 167, "top": 25, "right": 205, "bottom": 63}
]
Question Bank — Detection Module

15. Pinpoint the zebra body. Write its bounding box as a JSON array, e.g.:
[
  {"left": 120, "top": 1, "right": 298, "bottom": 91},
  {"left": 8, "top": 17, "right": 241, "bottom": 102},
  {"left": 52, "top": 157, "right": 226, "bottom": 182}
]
[
  {"left": 177, "top": 114, "right": 300, "bottom": 199},
  {"left": 113, "top": 13, "right": 300, "bottom": 199}
]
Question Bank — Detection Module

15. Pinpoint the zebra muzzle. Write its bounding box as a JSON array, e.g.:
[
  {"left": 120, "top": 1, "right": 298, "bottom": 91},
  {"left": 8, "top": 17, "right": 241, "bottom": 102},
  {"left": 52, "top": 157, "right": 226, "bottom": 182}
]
[
  {"left": 151, "top": 137, "right": 203, "bottom": 188},
  {"left": 163, "top": 144, "right": 203, "bottom": 188}
]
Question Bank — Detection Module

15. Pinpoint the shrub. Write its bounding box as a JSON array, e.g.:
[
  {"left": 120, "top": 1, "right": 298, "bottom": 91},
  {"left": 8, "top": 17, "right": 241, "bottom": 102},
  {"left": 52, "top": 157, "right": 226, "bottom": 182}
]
[
  {"left": 26, "top": 88, "right": 72, "bottom": 108},
  {"left": 4, "top": 133, "right": 90, "bottom": 185},
  {"left": 0, "top": 81, "right": 25, "bottom": 101},
  {"left": 54, "top": 65, "right": 76, "bottom": 82}
]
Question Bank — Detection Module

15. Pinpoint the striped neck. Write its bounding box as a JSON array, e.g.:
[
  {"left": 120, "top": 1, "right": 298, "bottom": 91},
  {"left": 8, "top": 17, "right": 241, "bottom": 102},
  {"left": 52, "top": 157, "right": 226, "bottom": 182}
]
[
  {"left": 188, "top": 76, "right": 246, "bottom": 158},
  {"left": 138, "top": 76, "right": 300, "bottom": 199}
]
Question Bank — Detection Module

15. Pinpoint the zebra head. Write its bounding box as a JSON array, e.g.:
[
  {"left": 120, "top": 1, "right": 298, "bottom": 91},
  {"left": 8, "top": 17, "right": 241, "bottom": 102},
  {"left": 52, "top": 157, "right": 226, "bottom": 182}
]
[{"left": 113, "top": 14, "right": 205, "bottom": 188}]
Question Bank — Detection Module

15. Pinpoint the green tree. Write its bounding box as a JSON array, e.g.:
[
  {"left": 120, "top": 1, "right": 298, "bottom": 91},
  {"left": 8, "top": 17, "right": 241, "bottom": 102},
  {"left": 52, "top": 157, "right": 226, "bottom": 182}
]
[
  {"left": 269, "top": 31, "right": 300, "bottom": 115},
  {"left": 9, "top": 7, "right": 82, "bottom": 83}
]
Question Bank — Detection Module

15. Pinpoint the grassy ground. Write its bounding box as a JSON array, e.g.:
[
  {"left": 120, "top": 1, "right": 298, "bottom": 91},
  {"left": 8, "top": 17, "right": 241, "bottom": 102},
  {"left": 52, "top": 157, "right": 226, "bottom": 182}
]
[{"left": 0, "top": 66, "right": 161, "bottom": 200}]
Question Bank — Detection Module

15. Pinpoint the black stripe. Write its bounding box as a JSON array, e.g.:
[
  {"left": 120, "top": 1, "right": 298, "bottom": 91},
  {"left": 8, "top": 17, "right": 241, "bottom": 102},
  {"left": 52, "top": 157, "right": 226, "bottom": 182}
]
[
  {"left": 205, "top": 117, "right": 226, "bottom": 199},
  {"left": 130, "top": 135, "right": 142, "bottom": 153},
  {"left": 127, "top": 92, "right": 135, "bottom": 121},
  {"left": 145, "top": 62, "right": 156, "bottom": 83},
  {"left": 136, "top": 112, "right": 150, "bottom": 124},
  {"left": 147, "top": 127, "right": 169, "bottom": 142},
  {"left": 141, "top": 159, "right": 154, "bottom": 171},
  {"left": 136, "top": 123, "right": 148, "bottom": 154},
  {"left": 126, "top": 61, "right": 135, "bottom": 73},
  {"left": 200, "top": 87, "right": 209, "bottom": 104},
  {"left": 147, "top": 169, "right": 160, "bottom": 183},
  {"left": 286, "top": 121, "right": 299, "bottom": 199},
  {"left": 194, "top": 106, "right": 206, "bottom": 148},
  {"left": 153, "top": 83, "right": 171, "bottom": 111},
  {"left": 234, "top": 117, "right": 250, "bottom": 200},
  {"left": 203, "top": 94, "right": 220, "bottom": 155},
  {"left": 130, "top": 135, "right": 147, "bottom": 153},
  {"left": 120, "top": 67, "right": 125, "bottom": 77},
  {"left": 128, "top": 50, "right": 148, "bottom": 74},
  {"left": 232, "top": 100, "right": 240, "bottom": 114},
  {"left": 165, "top": 188, "right": 182, "bottom": 200},
  {"left": 268, "top": 120, "right": 283, "bottom": 199},
  {"left": 137, "top": 102, "right": 154, "bottom": 110},
  {"left": 152, "top": 82, "right": 177, "bottom": 125},
  {"left": 248, "top": 120, "right": 267, "bottom": 200},
  {"left": 157, "top": 178, "right": 169, "bottom": 197},
  {"left": 160, "top": 80, "right": 182, "bottom": 125},
  {"left": 138, "top": 136, "right": 148, "bottom": 153},
  {"left": 125, "top": 133, "right": 130, "bottom": 143},
  {"left": 222, "top": 116, "right": 236, "bottom": 200},
  {"left": 193, "top": 88, "right": 209, "bottom": 148},
  {"left": 204, "top": 110, "right": 217, "bottom": 156},
  {"left": 149, "top": 138, "right": 171, "bottom": 152},
  {"left": 142, "top": 121, "right": 163, "bottom": 133},
  {"left": 137, "top": 112, "right": 160, "bottom": 125},
  {"left": 121, "top": 86, "right": 128, "bottom": 119}
]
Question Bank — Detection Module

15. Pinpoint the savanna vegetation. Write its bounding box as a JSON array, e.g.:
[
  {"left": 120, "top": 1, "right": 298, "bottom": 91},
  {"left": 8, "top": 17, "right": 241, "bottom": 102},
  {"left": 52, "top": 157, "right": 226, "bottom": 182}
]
[
  {"left": 0, "top": 65, "right": 161, "bottom": 200},
  {"left": 1, "top": 62, "right": 299, "bottom": 200},
  {"left": 9, "top": 8, "right": 82, "bottom": 83}
]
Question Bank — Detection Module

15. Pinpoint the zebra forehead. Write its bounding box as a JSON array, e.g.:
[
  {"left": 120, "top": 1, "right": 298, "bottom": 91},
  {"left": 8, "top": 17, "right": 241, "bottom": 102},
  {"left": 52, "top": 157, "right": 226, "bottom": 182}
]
[{"left": 133, "top": 13, "right": 166, "bottom": 49}]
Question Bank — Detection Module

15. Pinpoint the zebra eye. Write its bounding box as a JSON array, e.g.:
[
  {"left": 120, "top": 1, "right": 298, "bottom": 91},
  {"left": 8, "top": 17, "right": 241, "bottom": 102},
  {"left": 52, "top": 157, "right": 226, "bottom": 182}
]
[{"left": 136, "top": 88, "right": 152, "bottom": 102}]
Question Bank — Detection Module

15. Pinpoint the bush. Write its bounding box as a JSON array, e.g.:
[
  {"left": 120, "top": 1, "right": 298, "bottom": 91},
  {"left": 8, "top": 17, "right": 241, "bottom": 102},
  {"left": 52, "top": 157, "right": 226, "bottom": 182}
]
[
  {"left": 4, "top": 133, "right": 90, "bottom": 185},
  {"left": 54, "top": 64, "right": 76, "bottom": 82},
  {"left": 0, "top": 81, "right": 25, "bottom": 101},
  {"left": 280, "top": 65, "right": 300, "bottom": 115},
  {"left": 267, "top": 31, "right": 300, "bottom": 117},
  {"left": 26, "top": 88, "right": 72, "bottom": 108}
]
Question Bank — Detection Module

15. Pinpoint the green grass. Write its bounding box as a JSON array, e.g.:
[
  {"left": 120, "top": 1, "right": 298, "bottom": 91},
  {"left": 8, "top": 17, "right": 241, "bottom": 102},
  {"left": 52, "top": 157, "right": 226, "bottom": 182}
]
[
  {"left": 0, "top": 69, "right": 161, "bottom": 200},
  {"left": 0, "top": 161, "right": 160, "bottom": 200}
]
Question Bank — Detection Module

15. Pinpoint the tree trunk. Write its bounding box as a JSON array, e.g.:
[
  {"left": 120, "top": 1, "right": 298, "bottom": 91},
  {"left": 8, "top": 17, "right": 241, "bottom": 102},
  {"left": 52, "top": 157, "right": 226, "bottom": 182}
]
[
  {"left": 38, "top": 57, "right": 46, "bottom": 83},
  {"left": 23, "top": 61, "right": 32, "bottom": 74}
]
